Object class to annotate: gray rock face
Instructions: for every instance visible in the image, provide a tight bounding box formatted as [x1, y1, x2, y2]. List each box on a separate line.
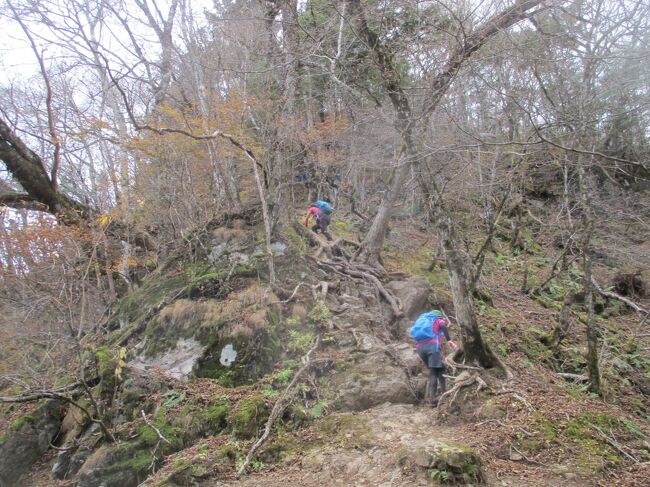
[0, 400, 63, 487]
[334, 356, 419, 410]
[386, 277, 431, 320]
[129, 337, 205, 380]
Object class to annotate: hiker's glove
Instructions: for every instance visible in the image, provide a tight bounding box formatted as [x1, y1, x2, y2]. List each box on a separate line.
[448, 341, 458, 350]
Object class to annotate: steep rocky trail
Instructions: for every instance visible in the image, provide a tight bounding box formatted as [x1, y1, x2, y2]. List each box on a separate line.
[3, 211, 649, 486]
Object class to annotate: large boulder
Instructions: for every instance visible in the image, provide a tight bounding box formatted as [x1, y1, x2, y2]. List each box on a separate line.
[333, 355, 419, 410]
[129, 337, 205, 380]
[404, 439, 483, 484]
[0, 400, 63, 487]
[386, 277, 431, 320]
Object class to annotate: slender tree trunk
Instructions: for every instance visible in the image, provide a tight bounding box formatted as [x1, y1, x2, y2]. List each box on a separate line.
[358, 149, 411, 266]
[552, 292, 575, 360]
[435, 208, 500, 368]
[578, 161, 600, 394]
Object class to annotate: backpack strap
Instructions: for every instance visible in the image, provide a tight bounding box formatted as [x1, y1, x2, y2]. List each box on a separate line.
[416, 337, 439, 347]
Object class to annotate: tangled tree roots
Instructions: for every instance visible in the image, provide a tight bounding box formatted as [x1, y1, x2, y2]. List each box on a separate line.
[291, 221, 403, 318]
[438, 372, 489, 410]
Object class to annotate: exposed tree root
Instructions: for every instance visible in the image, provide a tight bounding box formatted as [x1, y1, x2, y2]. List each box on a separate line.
[292, 220, 403, 318]
[438, 372, 488, 409]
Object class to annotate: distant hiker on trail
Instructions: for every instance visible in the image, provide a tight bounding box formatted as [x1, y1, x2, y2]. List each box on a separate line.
[305, 200, 333, 242]
[410, 311, 458, 407]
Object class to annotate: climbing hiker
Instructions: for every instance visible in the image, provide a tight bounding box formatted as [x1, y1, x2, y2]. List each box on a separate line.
[304, 200, 333, 241]
[409, 311, 458, 407]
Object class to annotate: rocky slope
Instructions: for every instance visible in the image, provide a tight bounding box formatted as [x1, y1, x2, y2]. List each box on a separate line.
[2, 206, 649, 487]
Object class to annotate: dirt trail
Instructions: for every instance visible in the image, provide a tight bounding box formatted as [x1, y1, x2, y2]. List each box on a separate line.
[212, 401, 592, 487]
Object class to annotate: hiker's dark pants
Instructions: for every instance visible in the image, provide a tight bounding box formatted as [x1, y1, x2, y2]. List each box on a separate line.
[428, 367, 446, 401]
[312, 219, 332, 241]
[416, 341, 446, 401]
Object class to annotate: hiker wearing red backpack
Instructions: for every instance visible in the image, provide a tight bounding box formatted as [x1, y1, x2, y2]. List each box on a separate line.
[304, 200, 333, 241]
[409, 311, 458, 407]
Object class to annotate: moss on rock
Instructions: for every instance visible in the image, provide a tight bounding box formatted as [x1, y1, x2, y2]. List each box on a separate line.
[194, 309, 281, 386]
[318, 413, 373, 449]
[231, 395, 269, 439]
[400, 440, 483, 484]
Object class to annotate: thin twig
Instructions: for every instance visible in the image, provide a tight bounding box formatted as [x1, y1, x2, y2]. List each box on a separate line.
[237, 337, 321, 477]
[141, 410, 171, 445]
[587, 422, 640, 463]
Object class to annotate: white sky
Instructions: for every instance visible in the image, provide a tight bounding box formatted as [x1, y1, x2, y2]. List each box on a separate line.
[0, 0, 216, 83]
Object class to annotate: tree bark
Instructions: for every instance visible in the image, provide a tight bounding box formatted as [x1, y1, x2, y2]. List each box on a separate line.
[578, 160, 600, 395]
[435, 208, 500, 368]
[0, 117, 89, 222]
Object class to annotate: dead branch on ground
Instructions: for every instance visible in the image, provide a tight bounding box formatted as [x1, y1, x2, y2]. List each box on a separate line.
[141, 410, 172, 445]
[591, 277, 648, 316]
[588, 422, 641, 463]
[557, 372, 588, 382]
[237, 337, 321, 477]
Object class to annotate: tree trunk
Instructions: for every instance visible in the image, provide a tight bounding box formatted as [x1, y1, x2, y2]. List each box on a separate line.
[357, 151, 411, 266]
[578, 160, 600, 395]
[436, 208, 500, 368]
[0, 117, 89, 222]
[552, 292, 575, 360]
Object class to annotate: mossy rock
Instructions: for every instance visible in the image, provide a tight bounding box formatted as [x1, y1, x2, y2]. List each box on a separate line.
[94, 346, 118, 403]
[401, 439, 483, 484]
[318, 413, 373, 449]
[77, 445, 153, 487]
[231, 395, 269, 439]
[189, 401, 231, 437]
[194, 310, 282, 386]
[257, 432, 309, 464]
[77, 410, 186, 487]
[0, 400, 63, 486]
[106, 273, 188, 332]
[144, 441, 240, 487]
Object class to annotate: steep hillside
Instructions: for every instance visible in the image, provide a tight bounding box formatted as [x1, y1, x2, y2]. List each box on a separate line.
[2, 203, 649, 487]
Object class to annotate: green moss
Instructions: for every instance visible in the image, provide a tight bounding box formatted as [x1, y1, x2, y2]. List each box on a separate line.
[318, 413, 373, 449]
[219, 442, 241, 462]
[287, 330, 315, 353]
[109, 274, 188, 327]
[231, 395, 269, 439]
[192, 402, 231, 435]
[1, 411, 37, 443]
[95, 346, 117, 402]
[8, 413, 36, 432]
[525, 412, 650, 474]
[194, 310, 281, 385]
[258, 433, 308, 463]
[118, 449, 154, 472]
[426, 268, 450, 290]
[307, 300, 330, 326]
[285, 225, 307, 255]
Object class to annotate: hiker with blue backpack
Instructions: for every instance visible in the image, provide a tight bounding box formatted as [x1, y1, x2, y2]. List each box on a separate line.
[410, 311, 458, 407]
[305, 200, 333, 241]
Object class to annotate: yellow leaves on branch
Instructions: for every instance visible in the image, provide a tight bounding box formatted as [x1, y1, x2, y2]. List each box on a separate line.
[0, 211, 80, 275]
[114, 346, 127, 382]
[129, 92, 264, 163]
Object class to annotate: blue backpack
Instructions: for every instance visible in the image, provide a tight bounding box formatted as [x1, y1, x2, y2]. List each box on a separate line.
[409, 311, 443, 348]
[314, 200, 334, 214]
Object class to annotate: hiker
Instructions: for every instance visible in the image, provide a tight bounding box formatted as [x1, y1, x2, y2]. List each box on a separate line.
[304, 201, 333, 241]
[410, 311, 458, 407]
